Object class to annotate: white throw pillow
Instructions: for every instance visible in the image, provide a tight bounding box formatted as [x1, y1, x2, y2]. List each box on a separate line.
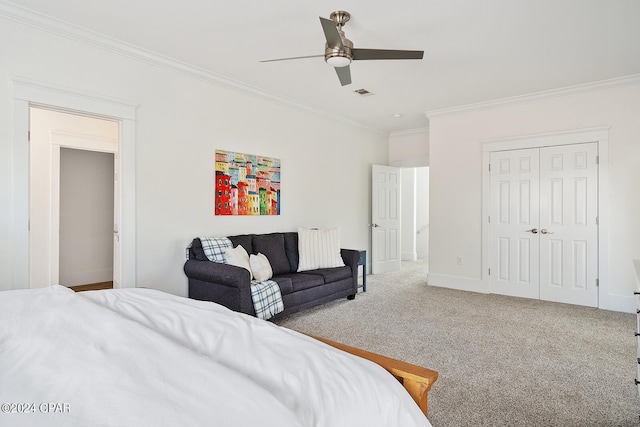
[224, 245, 252, 277]
[297, 227, 345, 272]
[250, 253, 273, 281]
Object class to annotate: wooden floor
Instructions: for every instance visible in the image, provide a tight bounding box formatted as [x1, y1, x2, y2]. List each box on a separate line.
[69, 281, 113, 292]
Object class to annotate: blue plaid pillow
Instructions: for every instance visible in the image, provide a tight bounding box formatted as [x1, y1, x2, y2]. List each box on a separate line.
[199, 237, 232, 263]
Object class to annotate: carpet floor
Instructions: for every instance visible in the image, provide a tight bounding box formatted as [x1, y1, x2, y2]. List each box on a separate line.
[275, 260, 638, 426]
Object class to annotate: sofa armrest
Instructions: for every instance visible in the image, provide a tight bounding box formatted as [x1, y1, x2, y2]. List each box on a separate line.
[340, 249, 361, 291]
[184, 259, 251, 288]
[341, 248, 360, 268]
[184, 259, 255, 315]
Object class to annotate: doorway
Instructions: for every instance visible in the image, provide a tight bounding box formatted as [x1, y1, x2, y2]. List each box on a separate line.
[29, 107, 118, 289]
[60, 148, 115, 288]
[407, 166, 429, 263]
[371, 165, 429, 275]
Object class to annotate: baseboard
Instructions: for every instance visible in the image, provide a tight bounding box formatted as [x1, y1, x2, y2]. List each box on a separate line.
[428, 273, 636, 313]
[426, 273, 488, 293]
[402, 252, 418, 261]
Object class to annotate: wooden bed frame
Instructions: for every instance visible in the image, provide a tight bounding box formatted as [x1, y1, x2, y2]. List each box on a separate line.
[310, 335, 438, 417]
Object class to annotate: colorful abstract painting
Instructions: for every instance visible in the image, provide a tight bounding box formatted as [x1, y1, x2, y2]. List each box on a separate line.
[215, 150, 281, 215]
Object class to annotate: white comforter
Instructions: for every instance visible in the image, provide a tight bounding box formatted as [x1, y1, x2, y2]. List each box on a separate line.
[0, 285, 432, 427]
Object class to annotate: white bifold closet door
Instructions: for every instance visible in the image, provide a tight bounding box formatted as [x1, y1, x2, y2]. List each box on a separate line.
[489, 143, 598, 307]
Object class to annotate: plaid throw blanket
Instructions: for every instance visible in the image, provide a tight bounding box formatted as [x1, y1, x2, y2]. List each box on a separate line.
[199, 237, 232, 263]
[185, 237, 232, 262]
[251, 279, 284, 320]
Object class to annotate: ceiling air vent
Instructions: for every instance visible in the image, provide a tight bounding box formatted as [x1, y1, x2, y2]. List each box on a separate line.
[354, 88, 373, 96]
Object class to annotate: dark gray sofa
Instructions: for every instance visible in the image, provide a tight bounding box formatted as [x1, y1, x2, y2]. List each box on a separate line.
[184, 232, 360, 319]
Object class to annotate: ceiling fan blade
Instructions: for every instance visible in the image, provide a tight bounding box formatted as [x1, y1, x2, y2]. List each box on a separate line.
[352, 48, 424, 61]
[260, 54, 324, 63]
[319, 17, 344, 49]
[335, 65, 351, 86]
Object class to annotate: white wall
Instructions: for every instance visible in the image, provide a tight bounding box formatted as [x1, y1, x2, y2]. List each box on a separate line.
[427, 82, 640, 312]
[0, 17, 388, 295]
[389, 129, 429, 167]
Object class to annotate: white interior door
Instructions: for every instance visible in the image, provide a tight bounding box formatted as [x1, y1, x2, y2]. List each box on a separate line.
[489, 148, 540, 299]
[539, 143, 598, 306]
[489, 143, 598, 307]
[371, 165, 401, 274]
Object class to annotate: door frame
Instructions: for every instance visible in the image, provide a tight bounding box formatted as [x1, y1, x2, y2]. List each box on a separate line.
[481, 126, 610, 308]
[11, 78, 137, 289]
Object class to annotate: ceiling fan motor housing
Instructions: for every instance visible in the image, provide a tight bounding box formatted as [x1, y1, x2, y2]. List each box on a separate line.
[325, 32, 353, 67]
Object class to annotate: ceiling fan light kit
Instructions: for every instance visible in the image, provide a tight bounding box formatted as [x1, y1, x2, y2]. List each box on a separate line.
[261, 10, 424, 86]
[326, 54, 351, 68]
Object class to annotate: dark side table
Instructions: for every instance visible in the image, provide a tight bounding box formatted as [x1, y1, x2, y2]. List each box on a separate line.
[358, 250, 367, 292]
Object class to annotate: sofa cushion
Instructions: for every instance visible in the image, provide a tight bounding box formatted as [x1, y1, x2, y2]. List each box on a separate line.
[270, 276, 293, 295]
[282, 232, 299, 273]
[297, 227, 345, 271]
[278, 273, 325, 292]
[229, 234, 254, 254]
[308, 266, 352, 283]
[253, 233, 290, 275]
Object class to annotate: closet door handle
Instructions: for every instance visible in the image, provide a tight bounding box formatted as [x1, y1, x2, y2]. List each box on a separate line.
[526, 228, 538, 234]
[540, 229, 554, 234]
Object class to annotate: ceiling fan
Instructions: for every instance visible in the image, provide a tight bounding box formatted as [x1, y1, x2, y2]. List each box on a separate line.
[260, 10, 424, 86]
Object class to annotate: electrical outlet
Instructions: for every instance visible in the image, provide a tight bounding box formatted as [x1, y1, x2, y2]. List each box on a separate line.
[456, 256, 464, 265]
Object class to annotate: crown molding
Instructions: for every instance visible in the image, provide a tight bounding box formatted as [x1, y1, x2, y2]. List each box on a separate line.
[425, 74, 640, 119]
[0, 1, 385, 136]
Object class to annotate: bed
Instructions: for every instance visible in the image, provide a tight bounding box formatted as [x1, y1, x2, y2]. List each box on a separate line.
[0, 285, 437, 426]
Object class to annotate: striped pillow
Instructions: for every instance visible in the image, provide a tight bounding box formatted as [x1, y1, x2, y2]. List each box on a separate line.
[297, 227, 345, 272]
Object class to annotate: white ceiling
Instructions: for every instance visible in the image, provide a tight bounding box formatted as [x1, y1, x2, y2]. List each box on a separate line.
[6, 0, 640, 134]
